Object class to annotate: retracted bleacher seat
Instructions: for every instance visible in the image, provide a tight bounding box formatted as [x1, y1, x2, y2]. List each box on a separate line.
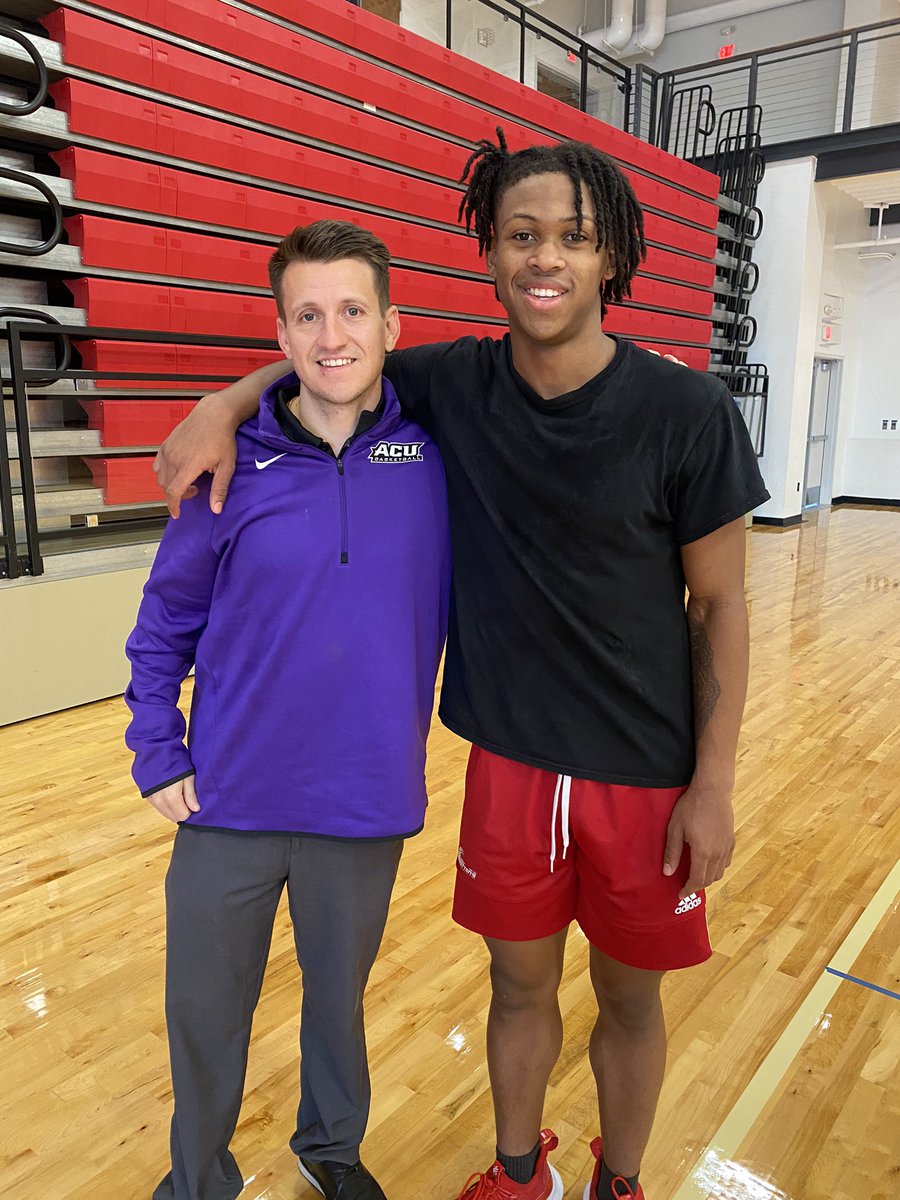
[66, 215, 714, 318]
[44, 9, 719, 232]
[25, 0, 723, 512]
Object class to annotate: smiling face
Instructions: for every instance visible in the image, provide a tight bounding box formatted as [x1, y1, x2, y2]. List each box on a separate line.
[276, 257, 400, 414]
[486, 172, 615, 350]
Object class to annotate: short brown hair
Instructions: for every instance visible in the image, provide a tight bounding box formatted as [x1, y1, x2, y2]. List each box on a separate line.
[268, 220, 391, 318]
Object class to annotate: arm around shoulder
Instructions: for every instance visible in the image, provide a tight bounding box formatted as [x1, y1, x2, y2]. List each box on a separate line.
[154, 359, 288, 517]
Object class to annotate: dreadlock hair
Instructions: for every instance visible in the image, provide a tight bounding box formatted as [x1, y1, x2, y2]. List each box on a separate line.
[458, 127, 646, 318]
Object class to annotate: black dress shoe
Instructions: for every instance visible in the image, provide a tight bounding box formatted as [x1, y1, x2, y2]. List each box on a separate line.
[298, 1157, 388, 1200]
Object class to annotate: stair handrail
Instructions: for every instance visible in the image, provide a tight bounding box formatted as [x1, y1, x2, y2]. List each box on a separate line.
[0, 166, 63, 255]
[0, 16, 49, 116]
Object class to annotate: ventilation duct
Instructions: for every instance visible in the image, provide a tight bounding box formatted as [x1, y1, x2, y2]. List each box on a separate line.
[581, 0, 634, 53]
[620, 0, 668, 57]
[582, 1, 668, 60]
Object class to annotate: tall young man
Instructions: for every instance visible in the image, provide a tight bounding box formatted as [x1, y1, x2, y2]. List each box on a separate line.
[126, 220, 450, 1200]
[153, 135, 769, 1200]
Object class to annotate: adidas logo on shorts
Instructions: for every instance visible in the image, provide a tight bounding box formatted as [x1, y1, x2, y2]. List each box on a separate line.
[457, 847, 477, 879]
[674, 892, 702, 915]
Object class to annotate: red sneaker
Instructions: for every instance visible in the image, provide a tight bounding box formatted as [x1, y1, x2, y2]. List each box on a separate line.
[582, 1138, 645, 1200]
[456, 1129, 563, 1200]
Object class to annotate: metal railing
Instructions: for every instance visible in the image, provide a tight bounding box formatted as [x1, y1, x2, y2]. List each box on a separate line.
[0, 16, 49, 115]
[425, 5, 899, 149]
[430, 0, 632, 128]
[652, 19, 900, 156]
[1, 322, 281, 579]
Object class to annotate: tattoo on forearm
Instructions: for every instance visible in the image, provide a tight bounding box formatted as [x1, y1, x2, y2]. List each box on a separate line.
[689, 617, 721, 737]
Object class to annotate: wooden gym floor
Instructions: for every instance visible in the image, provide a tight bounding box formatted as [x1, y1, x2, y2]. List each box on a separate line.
[1, 505, 898, 1199]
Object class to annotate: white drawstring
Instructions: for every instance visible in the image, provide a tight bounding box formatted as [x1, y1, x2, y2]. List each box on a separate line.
[549, 773, 572, 873]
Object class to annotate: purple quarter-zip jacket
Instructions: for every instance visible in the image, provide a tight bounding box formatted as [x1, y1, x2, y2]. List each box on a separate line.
[125, 373, 450, 838]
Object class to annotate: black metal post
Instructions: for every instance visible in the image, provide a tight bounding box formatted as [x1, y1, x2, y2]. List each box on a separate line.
[656, 73, 673, 152]
[580, 45, 589, 113]
[7, 324, 42, 576]
[519, 8, 526, 83]
[842, 31, 859, 131]
[0, 362, 20, 579]
[632, 64, 644, 141]
[446, 0, 452, 50]
[747, 55, 759, 111]
[647, 68, 660, 146]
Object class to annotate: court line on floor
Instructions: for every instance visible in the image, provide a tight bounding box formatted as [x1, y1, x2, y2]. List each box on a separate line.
[824, 966, 900, 1001]
[672, 857, 900, 1200]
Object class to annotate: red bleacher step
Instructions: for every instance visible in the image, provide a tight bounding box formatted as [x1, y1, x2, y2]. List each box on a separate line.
[66, 215, 712, 316]
[67, 278, 712, 347]
[56, 148, 718, 273]
[78, 397, 198, 446]
[50, 78, 465, 228]
[78, 340, 285, 390]
[87, 455, 158, 504]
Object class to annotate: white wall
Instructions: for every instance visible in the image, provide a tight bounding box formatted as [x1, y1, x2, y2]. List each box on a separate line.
[749, 166, 899, 517]
[0, 565, 152, 725]
[751, 158, 825, 520]
[817, 184, 870, 502]
[838, 254, 900, 498]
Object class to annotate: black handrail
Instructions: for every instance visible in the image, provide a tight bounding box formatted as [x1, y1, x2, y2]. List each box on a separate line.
[0, 16, 49, 116]
[658, 16, 899, 77]
[0, 356, 18, 577]
[2, 322, 287, 576]
[442, 0, 629, 114]
[0, 308, 71, 386]
[0, 167, 64, 255]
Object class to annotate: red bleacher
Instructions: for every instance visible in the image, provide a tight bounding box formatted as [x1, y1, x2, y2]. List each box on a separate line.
[79, 0, 717, 199]
[44, 9, 718, 231]
[38, 0, 722, 505]
[52, 77, 718, 261]
[87, 454, 157, 504]
[56, 149, 718, 279]
[66, 279, 712, 350]
[79, 398, 192, 445]
[66, 215, 714, 317]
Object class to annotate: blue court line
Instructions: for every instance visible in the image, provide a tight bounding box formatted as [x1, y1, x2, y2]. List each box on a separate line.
[825, 966, 900, 1001]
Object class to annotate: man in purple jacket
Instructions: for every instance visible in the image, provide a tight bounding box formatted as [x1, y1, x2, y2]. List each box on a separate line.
[125, 220, 450, 1200]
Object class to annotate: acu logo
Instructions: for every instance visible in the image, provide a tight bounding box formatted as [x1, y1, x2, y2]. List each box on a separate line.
[368, 441, 424, 464]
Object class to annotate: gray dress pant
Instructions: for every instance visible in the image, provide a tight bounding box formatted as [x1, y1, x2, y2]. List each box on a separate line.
[152, 825, 403, 1200]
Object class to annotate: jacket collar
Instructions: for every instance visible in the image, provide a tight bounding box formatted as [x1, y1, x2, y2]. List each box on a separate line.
[255, 369, 401, 453]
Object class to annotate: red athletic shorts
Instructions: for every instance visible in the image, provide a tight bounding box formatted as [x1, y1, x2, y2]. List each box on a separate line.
[452, 746, 712, 971]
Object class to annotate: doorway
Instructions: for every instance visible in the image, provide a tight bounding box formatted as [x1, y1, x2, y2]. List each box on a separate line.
[803, 358, 841, 510]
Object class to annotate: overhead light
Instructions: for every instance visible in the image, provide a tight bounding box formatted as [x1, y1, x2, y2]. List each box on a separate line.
[720, 25, 736, 35]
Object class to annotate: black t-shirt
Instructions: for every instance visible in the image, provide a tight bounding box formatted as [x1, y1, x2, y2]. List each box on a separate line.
[383, 335, 770, 787]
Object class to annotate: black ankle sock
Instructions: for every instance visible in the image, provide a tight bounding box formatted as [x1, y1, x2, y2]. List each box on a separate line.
[497, 1142, 540, 1185]
[596, 1160, 640, 1200]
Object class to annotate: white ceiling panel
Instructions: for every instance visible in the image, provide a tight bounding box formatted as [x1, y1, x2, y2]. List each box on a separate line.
[828, 170, 900, 209]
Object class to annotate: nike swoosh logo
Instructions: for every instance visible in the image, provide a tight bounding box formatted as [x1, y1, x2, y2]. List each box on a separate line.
[255, 454, 287, 470]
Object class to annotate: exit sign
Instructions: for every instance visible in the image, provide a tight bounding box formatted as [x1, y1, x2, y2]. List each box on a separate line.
[718, 43, 735, 59]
